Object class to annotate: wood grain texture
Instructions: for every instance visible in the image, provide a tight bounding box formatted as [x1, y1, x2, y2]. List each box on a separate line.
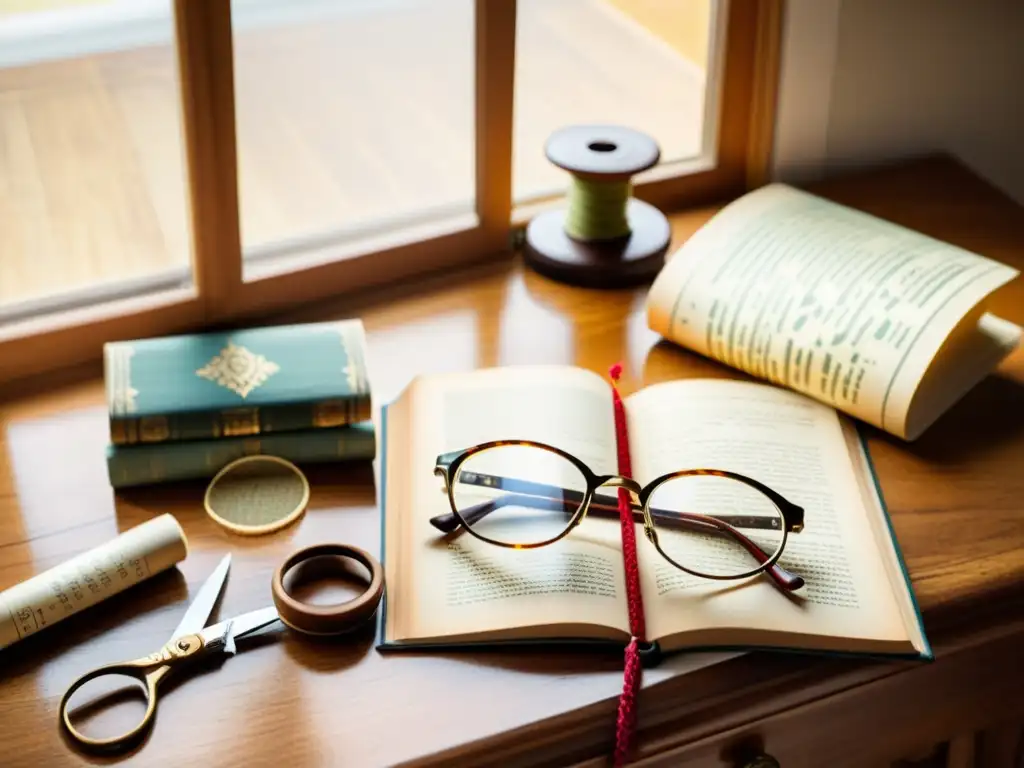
[174, 0, 243, 317]
[0, 50, 185, 304]
[744, 0, 782, 188]
[0, 156, 1022, 767]
[474, 0, 516, 245]
[572, 620, 1024, 767]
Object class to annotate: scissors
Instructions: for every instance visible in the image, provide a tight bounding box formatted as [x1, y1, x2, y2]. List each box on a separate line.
[59, 543, 384, 753]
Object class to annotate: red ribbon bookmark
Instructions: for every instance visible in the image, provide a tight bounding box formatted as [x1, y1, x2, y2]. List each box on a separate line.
[609, 362, 646, 766]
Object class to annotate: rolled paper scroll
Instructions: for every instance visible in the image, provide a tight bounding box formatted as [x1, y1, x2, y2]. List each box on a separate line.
[0, 514, 188, 651]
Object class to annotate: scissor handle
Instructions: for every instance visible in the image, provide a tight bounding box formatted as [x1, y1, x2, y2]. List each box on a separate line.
[59, 633, 206, 752]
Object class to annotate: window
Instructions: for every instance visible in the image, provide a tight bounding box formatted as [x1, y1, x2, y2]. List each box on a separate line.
[0, 1, 193, 332]
[512, 0, 716, 202]
[230, 0, 477, 265]
[0, 0, 781, 385]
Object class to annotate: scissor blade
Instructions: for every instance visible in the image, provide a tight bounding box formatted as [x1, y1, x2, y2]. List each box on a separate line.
[200, 607, 281, 647]
[172, 554, 232, 640]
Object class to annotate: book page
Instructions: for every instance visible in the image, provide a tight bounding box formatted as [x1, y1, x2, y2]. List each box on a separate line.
[623, 379, 910, 649]
[384, 365, 630, 644]
[903, 311, 1021, 439]
[840, 419, 929, 658]
[645, 184, 1020, 439]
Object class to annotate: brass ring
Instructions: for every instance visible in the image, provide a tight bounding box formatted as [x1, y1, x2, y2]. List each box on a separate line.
[204, 455, 310, 536]
[271, 543, 385, 636]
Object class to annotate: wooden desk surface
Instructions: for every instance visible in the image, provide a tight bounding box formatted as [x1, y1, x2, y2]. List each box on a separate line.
[1, 156, 1022, 767]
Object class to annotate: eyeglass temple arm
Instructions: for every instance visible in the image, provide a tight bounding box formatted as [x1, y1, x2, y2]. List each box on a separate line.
[436, 493, 803, 593]
[432, 485, 769, 533]
[432, 471, 794, 531]
[430, 474, 804, 592]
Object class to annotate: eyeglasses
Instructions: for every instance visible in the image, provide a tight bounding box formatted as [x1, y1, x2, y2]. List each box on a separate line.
[430, 440, 806, 593]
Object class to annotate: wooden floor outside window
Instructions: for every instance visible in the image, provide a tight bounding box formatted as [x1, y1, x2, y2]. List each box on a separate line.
[0, 0, 781, 386]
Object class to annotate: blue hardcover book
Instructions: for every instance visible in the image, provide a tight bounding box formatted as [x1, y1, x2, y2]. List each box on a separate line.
[107, 421, 376, 488]
[373, 367, 932, 666]
[104, 320, 371, 446]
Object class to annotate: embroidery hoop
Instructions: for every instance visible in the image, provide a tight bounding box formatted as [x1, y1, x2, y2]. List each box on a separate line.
[203, 455, 310, 535]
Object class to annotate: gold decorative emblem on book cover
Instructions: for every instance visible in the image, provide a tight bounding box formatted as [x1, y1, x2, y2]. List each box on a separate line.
[196, 342, 280, 398]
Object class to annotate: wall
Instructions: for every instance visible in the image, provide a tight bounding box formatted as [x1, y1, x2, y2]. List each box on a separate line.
[772, 0, 1024, 205]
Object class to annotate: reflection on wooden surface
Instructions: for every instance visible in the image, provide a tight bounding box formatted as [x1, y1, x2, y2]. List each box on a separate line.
[0, 156, 1022, 766]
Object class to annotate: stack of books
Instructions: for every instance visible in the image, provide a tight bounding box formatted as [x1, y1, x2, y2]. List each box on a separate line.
[102, 319, 375, 489]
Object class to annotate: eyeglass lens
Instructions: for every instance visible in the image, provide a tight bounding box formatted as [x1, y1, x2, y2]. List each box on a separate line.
[646, 474, 785, 579]
[451, 445, 587, 546]
[450, 445, 785, 578]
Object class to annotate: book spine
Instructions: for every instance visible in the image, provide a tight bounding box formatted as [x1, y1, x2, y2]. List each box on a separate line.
[108, 396, 373, 446]
[106, 422, 376, 489]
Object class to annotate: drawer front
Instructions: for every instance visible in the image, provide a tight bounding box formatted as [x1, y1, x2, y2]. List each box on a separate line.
[627, 632, 1024, 768]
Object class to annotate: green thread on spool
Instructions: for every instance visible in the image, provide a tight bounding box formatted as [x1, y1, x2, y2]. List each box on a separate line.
[563, 176, 633, 242]
[522, 125, 670, 287]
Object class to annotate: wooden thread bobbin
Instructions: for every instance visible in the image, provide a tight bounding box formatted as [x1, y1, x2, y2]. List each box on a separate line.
[522, 124, 671, 289]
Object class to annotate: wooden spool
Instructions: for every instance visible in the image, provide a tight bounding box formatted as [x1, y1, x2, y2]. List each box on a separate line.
[522, 125, 672, 289]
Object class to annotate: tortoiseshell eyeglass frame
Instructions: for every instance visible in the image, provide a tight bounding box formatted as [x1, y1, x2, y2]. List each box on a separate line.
[430, 439, 807, 593]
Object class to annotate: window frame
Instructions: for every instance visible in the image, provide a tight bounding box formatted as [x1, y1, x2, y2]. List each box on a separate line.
[0, 0, 781, 386]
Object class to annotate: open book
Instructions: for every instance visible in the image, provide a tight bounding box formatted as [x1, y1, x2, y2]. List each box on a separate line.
[646, 184, 1021, 441]
[377, 365, 931, 661]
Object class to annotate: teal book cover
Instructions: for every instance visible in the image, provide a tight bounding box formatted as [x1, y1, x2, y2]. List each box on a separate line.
[107, 420, 376, 488]
[104, 319, 371, 445]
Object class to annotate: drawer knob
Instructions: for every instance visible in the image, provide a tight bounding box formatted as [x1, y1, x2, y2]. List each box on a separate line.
[742, 756, 781, 768]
